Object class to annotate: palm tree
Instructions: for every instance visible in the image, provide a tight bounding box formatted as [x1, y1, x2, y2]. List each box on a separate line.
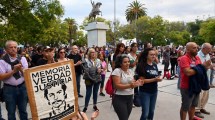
[64, 18, 77, 45]
[125, 0, 147, 24]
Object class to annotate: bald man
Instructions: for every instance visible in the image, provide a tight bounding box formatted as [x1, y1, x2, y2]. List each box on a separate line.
[194, 43, 212, 118]
[179, 42, 211, 120]
[67, 45, 84, 97]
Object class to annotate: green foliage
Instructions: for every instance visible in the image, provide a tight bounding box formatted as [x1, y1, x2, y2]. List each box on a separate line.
[73, 31, 87, 46]
[64, 18, 78, 45]
[125, 0, 147, 23]
[117, 15, 194, 46]
[199, 19, 215, 45]
[1, 0, 214, 47]
[186, 20, 204, 45]
[0, 0, 65, 46]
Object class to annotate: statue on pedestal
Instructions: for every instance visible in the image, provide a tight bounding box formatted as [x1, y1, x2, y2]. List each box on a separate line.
[89, 0, 102, 21]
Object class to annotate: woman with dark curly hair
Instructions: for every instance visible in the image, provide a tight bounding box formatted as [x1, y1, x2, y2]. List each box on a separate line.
[136, 48, 163, 120]
[112, 54, 141, 120]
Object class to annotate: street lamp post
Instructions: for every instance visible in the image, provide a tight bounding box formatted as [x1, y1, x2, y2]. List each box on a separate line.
[190, 35, 192, 42]
[135, 11, 137, 39]
[113, 0, 116, 46]
[151, 38, 153, 45]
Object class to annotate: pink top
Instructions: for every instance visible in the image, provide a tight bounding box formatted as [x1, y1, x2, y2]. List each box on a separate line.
[101, 61, 107, 75]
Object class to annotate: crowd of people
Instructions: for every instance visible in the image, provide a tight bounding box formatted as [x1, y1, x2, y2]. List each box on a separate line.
[0, 40, 214, 120]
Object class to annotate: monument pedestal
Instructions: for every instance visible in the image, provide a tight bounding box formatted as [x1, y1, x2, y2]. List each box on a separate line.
[85, 22, 109, 47]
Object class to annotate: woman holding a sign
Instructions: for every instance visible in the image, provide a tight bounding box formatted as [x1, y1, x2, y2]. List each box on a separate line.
[82, 48, 102, 113]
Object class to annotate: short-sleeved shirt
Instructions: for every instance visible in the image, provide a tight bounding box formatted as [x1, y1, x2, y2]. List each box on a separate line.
[127, 53, 137, 74]
[139, 63, 159, 93]
[101, 61, 106, 75]
[67, 53, 82, 74]
[197, 50, 211, 78]
[112, 68, 134, 95]
[179, 54, 202, 89]
[0, 56, 28, 86]
[36, 58, 48, 66]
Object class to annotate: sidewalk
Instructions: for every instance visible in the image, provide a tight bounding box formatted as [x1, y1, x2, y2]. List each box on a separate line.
[77, 63, 215, 120]
[1, 63, 215, 120]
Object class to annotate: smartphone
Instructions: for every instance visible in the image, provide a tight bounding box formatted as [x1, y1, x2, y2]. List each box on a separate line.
[158, 71, 162, 76]
[134, 74, 139, 80]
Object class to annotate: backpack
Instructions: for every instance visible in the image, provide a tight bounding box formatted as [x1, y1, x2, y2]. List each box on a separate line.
[105, 69, 123, 97]
[105, 75, 115, 97]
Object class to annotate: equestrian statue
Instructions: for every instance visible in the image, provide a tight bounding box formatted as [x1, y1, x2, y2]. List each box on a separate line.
[89, 0, 102, 21]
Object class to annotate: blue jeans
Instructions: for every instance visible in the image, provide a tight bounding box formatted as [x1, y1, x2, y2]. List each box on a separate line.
[100, 74, 105, 88]
[84, 82, 100, 107]
[76, 73, 81, 95]
[210, 69, 214, 85]
[139, 91, 158, 120]
[0, 104, 3, 119]
[3, 84, 28, 120]
[177, 67, 181, 89]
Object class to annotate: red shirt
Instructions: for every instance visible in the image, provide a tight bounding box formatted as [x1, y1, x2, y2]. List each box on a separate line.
[179, 53, 202, 89]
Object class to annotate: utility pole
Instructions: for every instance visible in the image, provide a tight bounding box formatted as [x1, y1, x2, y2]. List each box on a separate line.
[113, 0, 116, 46]
[135, 11, 137, 39]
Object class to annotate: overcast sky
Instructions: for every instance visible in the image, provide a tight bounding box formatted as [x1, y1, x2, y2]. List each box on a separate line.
[59, 0, 215, 25]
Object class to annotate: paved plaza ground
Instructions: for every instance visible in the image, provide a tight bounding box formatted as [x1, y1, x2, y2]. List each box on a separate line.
[1, 63, 215, 120]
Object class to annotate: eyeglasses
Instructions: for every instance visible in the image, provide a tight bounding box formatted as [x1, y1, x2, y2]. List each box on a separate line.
[60, 52, 65, 54]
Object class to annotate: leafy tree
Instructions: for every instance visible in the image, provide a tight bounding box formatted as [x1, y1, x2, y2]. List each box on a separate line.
[165, 21, 187, 32]
[134, 16, 166, 46]
[125, 0, 147, 23]
[186, 19, 204, 44]
[72, 31, 87, 46]
[199, 19, 215, 45]
[0, 0, 64, 45]
[64, 18, 78, 45]
[118, 24, 134, 39]
[168, 31, 189, 46]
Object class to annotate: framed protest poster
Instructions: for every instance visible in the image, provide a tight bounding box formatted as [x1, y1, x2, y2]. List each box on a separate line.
[24, 60, 78, 120]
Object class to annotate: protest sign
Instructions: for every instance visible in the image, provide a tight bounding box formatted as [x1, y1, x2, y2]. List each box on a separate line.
[24, 60, 78, 120]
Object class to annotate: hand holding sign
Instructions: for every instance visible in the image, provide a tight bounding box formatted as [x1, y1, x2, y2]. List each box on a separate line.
[24, 61, 78, 120]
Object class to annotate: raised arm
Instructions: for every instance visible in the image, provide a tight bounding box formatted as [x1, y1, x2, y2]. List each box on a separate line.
[91, 0, 94, 6]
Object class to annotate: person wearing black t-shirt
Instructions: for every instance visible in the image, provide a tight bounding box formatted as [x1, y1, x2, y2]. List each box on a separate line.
[31, 46, 43, 67]
[67, 45, 83, 98]
[36, 47, 55, 66]
[136, 48, 163, 120]
[170, 47, 178, 76]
